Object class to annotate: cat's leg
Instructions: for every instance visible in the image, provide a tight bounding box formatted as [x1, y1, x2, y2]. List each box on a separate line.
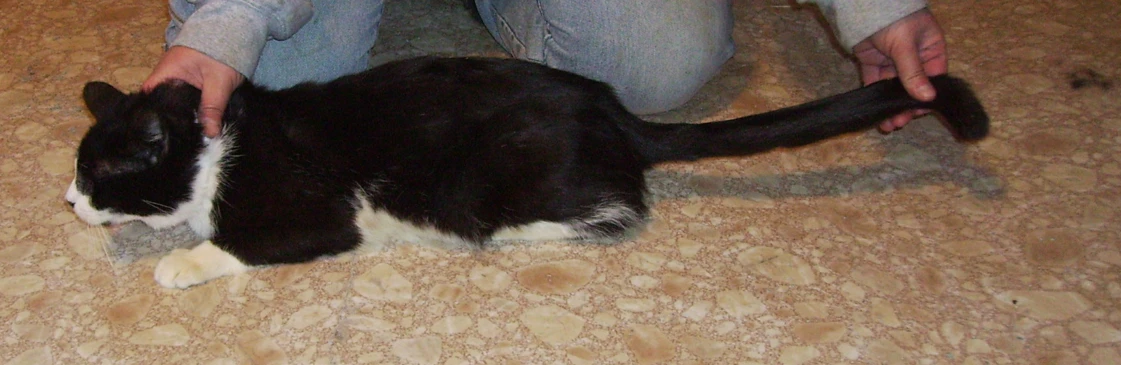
[153, 240, 251, 289]
[491, 203, 646, 243]
[491, 221, 584, 241]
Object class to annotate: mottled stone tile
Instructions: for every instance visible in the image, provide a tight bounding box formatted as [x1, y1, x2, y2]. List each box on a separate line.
[4, 0, 1121, 363]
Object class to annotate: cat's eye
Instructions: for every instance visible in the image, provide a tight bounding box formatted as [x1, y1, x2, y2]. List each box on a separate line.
[74, 173, 92, 193]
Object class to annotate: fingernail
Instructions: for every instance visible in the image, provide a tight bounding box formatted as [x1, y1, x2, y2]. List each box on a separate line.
[918, 84, 935, 100]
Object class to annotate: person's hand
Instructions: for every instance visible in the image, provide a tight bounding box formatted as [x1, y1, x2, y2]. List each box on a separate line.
[852, 9, 947, 132]
[143, 46, 245, 138]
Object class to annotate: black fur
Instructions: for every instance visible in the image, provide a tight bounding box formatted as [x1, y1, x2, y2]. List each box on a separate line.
[77, 81, 204, 217]
[74, 56, 988, 266]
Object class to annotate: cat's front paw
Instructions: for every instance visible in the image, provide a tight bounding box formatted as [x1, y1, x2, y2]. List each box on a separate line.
[154, 241, 250, 289]
[154, 249, 210, 288]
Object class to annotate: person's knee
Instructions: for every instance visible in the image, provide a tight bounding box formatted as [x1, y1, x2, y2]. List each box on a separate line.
[477, 0, 735, 113]
[541, 1, 734, 114]
[611, 37, 733, 114]
[253, 0, 383, 88]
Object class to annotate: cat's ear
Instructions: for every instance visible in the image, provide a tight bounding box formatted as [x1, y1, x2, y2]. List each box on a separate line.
[146, 80, 204, 123]
[83, 82, 126, 122]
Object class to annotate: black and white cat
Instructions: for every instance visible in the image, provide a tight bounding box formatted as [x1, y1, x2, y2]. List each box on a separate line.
[66, 56, 988, 288]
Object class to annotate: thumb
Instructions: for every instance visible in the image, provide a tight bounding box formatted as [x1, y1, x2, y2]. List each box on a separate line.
[890, 42, 936, 102]
[198, 86, 230, 138]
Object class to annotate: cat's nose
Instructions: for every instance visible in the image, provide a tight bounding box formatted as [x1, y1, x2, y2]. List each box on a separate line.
[65, 179, 80, 208]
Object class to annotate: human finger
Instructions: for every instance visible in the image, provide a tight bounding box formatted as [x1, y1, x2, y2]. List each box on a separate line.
[198, 85, 231, 138]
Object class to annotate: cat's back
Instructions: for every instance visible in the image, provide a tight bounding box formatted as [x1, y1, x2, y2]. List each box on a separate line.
[356, 56, 600, 89]
[240, 56, 638, 173]
[322, 57, 617, 111]
[257, 56, 631, 151]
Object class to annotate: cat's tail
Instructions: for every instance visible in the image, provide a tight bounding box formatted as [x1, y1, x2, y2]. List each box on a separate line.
[626, 75, 989, 165]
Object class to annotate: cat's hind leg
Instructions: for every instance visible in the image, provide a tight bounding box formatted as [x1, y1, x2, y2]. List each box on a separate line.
[490, 221, 584, 242]
[154, 240, 251, 289]
[491, 202, 647, 243]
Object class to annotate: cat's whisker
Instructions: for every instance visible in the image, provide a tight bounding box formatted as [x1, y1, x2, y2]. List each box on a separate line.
[142, 200, 174, 214]
[210, 192, 229, 223]
[87, 224, 117, 275]
[214, 188, 231, 206]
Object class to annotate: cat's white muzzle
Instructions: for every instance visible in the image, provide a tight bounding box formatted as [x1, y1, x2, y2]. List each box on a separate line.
[66, 178, 115, 226]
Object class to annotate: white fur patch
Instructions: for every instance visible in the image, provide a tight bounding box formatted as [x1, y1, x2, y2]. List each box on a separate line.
[153, 240, 249, 289]
[350, 191, 635, 250]
[352, 197, 472, 252]
[572, 202, 642, 238]
[180, 136, 229, 237]
[66, 178, 100, 222]
[491, 222, 581, 241]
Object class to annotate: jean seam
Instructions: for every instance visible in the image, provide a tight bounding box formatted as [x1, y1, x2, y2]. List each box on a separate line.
[490, 4, 534, 62]
[533, 0, 552, 65]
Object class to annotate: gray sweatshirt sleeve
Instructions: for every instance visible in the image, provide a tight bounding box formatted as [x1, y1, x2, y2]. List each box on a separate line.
[798, 0, 928, 51]
[169, 0, 314, 78]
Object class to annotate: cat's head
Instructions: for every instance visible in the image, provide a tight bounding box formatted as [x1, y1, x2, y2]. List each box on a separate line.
[65, 81, 222, 232]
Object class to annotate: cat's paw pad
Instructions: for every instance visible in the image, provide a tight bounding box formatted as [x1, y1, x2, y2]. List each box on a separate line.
[153, 241, 249, 289]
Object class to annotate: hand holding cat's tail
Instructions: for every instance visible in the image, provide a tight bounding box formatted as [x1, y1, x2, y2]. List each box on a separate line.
[853, 8, 948, 132]
[628, 74, 989, 165]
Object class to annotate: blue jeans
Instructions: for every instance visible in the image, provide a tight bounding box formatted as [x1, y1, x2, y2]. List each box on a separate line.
[167, 0, 734, 114]
[475, 0, 734, 113]
[165, 0, 383, 89]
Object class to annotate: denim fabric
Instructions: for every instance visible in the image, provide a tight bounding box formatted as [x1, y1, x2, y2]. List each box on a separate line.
[166, 0, 732, 112]
[474, 0, 735, 114]
[798, 0, 928, 50]
[166, 0, 383, 89]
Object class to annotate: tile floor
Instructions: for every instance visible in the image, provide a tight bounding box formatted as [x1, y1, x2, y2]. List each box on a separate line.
[1, 0, 1119, 364]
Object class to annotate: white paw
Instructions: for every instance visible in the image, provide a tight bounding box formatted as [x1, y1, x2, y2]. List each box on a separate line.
[153, 241, 249, 289]
[154, 249, 208, 288]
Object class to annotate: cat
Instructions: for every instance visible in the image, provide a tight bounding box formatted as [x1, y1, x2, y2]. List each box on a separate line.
[66, 56, 988, 288]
